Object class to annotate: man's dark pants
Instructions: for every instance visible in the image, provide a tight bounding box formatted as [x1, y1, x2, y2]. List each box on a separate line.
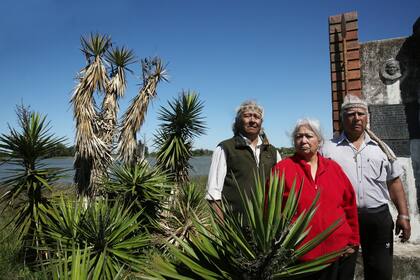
[297, 252, 358, 280]
[358, 204, 394, 280]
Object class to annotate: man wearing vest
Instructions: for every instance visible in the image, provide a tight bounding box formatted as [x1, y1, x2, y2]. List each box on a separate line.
[205, 100, 281, 219]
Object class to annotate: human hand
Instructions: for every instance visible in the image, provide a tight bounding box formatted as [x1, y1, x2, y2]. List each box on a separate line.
[342, 245, 358, 258]
[395, 216, 411, 242]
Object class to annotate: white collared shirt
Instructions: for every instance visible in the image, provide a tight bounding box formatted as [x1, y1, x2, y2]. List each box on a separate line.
[205, 135, 281, 200]
[321, 132, 403, 208]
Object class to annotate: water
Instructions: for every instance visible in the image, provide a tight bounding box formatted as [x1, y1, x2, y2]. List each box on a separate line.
[0, 156, 212, 184]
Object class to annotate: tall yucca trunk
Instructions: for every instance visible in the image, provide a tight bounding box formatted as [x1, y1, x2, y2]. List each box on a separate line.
[72, 55, 111, 197]
[72, 39, 164, 197]
[118, 58, 166, 165]
[99, 68, 126, 151]
[117, 75, 159, 165]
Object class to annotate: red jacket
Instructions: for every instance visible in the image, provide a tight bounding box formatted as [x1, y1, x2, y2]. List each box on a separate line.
[272, 153, 359, 261]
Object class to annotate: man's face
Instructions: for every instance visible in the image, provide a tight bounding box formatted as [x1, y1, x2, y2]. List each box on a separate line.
[342, 107, 368, 137]
[385, 63, 399, 75]
[240, 110, 262, 137]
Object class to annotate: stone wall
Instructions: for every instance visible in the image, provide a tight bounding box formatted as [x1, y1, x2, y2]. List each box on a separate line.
[360, 38, 406, 104]
[360, 38, 420, 243]
[329, 12, 420, 279]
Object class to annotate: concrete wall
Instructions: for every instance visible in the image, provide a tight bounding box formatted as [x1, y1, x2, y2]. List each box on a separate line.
[360, 38, 406, 104]
[360, 38, 420, 244]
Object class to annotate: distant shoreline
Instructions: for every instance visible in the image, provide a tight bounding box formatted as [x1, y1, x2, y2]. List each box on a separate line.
[0, 155, 213, 183]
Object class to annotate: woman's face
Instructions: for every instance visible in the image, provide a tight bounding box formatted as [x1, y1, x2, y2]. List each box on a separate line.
[294, 125, 320, 159]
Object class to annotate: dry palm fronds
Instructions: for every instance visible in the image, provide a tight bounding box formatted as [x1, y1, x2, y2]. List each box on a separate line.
[71, 33, 112, 197]
[98, 47, 135, 149]
[117, 57, 168, 165]
[71, 36, 167, 196]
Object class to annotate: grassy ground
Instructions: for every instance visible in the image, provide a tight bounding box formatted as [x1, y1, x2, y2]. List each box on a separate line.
[0, 208, 31, 279]
[190, 175, 208, 187]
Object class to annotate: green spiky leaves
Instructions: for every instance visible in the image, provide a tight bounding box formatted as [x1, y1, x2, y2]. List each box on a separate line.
[0, 105, 66, 254]
[145, 172, 343, 280]
[103, 160, 172, 229]
[42, 198, 150, 279]
[154, 91, 206, 184]
[80, 33, 111, 62]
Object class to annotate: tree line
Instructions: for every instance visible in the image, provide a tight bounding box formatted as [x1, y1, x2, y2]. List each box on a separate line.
[1, 145, 295, 159]
[45, 146, 294, 158]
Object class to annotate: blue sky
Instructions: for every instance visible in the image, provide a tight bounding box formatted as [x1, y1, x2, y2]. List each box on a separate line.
[1, 0, 419, 151]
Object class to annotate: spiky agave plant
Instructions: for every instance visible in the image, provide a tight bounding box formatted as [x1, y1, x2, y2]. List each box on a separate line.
[143, 172, 343, 280]
[42, 196, 84, 247]
[71, 33, 112, 197]
[103, 160, 172, 229]
[42, 198, 150, 278]
[0, 105, 66, 259]
[154, 91, 206, 184]
[162, 182, 211, 249]
[118, 57, 168, 165]
[44, 245, 127, 280]
[41, 244, 92, 280]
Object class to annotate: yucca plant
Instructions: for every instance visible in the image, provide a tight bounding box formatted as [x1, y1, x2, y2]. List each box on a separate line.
[71, 33, 112, 197]
[143, 172, 343, 279]
[0, 105, 66, 260]
[151, 92, 207, 251]
[154, 91, 206, 184]
[117, 57, 168, 165]
[42, 244, 92, 280]
[71, 32, 168, 198]
[42, 198, 150, 278]
[162, 182, 211, 249]
[103, 160, 172, 229]
[77, 199, 150, 277]
[71, 32, 168, 197]
[99, 46, 136, 151]
[43, 196, 84, 246]
[41, 243, 126, 280]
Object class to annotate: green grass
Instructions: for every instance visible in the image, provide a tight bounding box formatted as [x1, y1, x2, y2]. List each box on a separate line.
[190, 175, 208, 187]
[0, 207, 32, 279]
[0, 185, 75, 280]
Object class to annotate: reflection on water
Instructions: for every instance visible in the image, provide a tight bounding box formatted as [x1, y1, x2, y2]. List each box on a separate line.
[0, 156, 212, 184]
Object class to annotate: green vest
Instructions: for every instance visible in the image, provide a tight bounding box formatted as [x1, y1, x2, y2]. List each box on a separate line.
[219, 136, 277, 215]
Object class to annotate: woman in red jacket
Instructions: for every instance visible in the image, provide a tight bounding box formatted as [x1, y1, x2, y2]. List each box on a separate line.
[272, 118, 359, 280]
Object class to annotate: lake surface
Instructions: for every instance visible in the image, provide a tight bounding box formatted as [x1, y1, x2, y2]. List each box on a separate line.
[0, 156, 212, 184]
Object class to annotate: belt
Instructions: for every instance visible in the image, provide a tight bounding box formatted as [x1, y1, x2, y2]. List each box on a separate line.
[358, 204, 388, 214]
